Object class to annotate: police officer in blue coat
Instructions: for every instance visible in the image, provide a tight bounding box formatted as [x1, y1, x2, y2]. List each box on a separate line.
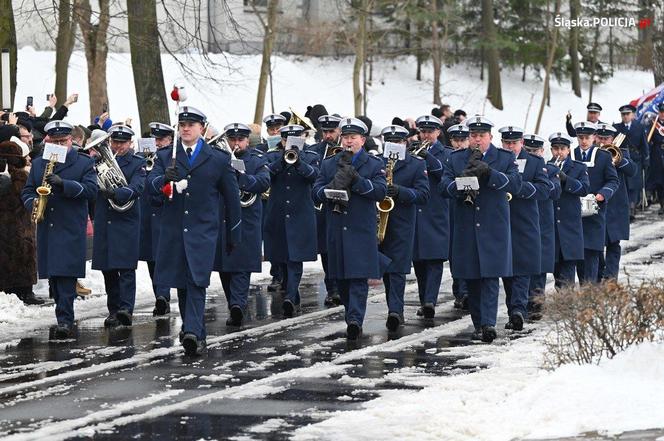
[613, 104, 649, 217]
[148, 106, 242, 356]
[570, 121, 619, 284]
[596, 124, 636, 281]
[446, 124, 471, 310]
[139, 122, 173, 316]
[213, 123, 270, 327]
[548, 132, 590, 288]
[313, 117, 387, 340]
[566, 102, 604, 137]
[257, 113, 287, 291]
[646, 103, 664, 215]
[264, 124, 320, 317]
[21, 121, 98, 339]
[498, 128, 550, 331]
[379, 125, 430, 331]
[524, 134, 561, 320]
[308, 114, 342, 306]
[411, 115, 450, 319]
[440, 116, 521, 343]
[92, 125, 146, 327]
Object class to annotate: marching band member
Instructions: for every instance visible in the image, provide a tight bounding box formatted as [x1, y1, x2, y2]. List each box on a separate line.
[308, 114, 342, 306]
[139, 122, 173, 316]
[264, 124, 320, 318]
[446, 124, 470, 309]
[548, 132, 590, 289]
[412, 115, 450, 319]
[214, 123, 270, 326]
[646, 103, 664, 215]
[596, 123, 635, 281]
[524, 134, 561, 320]
[93, 125, 146, 328]
[148, 106, 242, 356]
[259, 113, 287, 292]
[379, 125, 430, 331]
[613, 105, 649, 218]
[571, 121, 619, 284]
[312, 118, 387, 340]
[441, 116, 521, 343]
[566, 102, 603, 137]
[21, 121, 98, 339]
[499, 128, 549, 331]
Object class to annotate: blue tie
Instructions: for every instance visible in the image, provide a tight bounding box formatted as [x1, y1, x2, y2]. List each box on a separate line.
[582, 151, 587, 161]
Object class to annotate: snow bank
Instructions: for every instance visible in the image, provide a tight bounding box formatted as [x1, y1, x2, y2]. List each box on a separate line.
[293, 336, 664, 441]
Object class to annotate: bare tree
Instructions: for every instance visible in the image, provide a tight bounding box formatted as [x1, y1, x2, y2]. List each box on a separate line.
[127, 0, 169, 134]
[568, 0, 582, 97]
[54, 0, 77, 107]
[253, 0, 279, 125]
[431, 0, 442, 105]
[0, 0, 17, 109]
[74, 0, 110, 122]
[535, 0, 562, 133]
[653, 3, 664, 85]
[353, 0, 369, 116]
[482, 0, 503, 110]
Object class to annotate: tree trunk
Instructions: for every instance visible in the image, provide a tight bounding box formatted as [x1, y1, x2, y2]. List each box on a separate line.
[482, 0, 503, 110]
[127, 0, 169, 134]
[74, 0, 110, 122]
[568, 0, 581, 97]
[0, 0, 17, 110]
[253, 0, 279, 125]
[54, 0, 76, 107]
[535, 0, 561, 132]
[588, 25, 600, 104]
[608, 26, 614, 76]
[431, 0, 442, 105]
[636, 0, 654, 70]
[353, 0, 368, 116]
[653, 3, 664, 85]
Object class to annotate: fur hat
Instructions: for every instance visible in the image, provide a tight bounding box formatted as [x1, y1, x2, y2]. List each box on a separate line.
[0, 140, 28, 169]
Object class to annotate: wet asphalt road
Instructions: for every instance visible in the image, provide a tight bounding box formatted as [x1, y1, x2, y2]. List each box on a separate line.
[1, 208, 664, 441]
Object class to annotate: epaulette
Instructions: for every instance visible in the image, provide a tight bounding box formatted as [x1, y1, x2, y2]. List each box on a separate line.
[367, 154, 383, 163]
[133, 153, 145, 160]
[304, 149, 320, 158]
[266, 148, 281, 153]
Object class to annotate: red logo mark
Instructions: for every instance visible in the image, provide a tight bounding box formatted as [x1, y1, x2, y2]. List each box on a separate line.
[639, 18, 652, 29]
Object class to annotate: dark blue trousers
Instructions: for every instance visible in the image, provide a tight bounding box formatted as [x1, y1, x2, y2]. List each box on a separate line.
[452, 278, 468, 300]
[577, 249, 601, 284]
[599, 241, 621, 281]
[147, 260, 171, 300]
[281, 261, 303, 305]
[465, 277, 499, 329]
[176, 262, 207, 340]
[383, 272, 406, 315]
[554, 259, 578, 289]
[49, 276, 77, 326]
[338, 278, 369, 326]
[220, 271, 250, 310]
[320, 253, 338, 294]
[103, 269, 136, 315]
[529, 272, 547, 301]
[413, 259, 444, 306]
[503, 275, 530, 318]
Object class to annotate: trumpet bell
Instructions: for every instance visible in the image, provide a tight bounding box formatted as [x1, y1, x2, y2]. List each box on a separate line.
[284, 149, 299, 165]
[36, 186, 51, 196]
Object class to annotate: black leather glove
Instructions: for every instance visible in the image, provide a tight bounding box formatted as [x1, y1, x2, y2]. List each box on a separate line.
[164, 166, 179, 183]
[473, 161, 490, 180]
[558, 170, 567, 184]
[45, 173, 64, 189]
[332, 165, 353, 190]
[226, 242, 236, 255]
[100, 188, 116, 199]
[387, 184, 400, 198]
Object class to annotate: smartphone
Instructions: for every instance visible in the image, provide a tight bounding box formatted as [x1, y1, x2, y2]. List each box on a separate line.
[102, 102, 108, 113]
[46, 94, 51, 101]
[26, 96, 33, 109]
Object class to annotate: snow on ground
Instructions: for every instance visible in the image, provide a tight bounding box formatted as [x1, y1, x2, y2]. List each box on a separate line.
[13, 47, 654, 138]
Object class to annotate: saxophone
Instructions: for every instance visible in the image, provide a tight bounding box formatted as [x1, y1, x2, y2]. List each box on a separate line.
[377, 156, 397, 243]
[31, 154, 57, 224]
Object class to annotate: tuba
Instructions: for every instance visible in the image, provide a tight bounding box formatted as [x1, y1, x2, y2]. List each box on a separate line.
[600, 132, 625, 166]
[213, 135, 257, 208]
[377, 154, 397, 243]
[31, 154, 58, 224]
[84, 130, 135, 212]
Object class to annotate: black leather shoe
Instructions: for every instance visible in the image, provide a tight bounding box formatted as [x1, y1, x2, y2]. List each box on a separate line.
[422, 303, 435, 319]
[226, 305, 244, 327]
[17, 290, 45, 305]
[282, 299, 295, 318]
[346, 322, 362, 340]
[471, 328, 482, 341]
[510, 312, 524, 331]
[182, 333, 205, 356]
[481, 326, 497, 343]
[386, 312, 403, 332]
[504, 320, 513, 330]
[104, 314, 120, 328]
[267, 278, 282, 292]
[153, 296, 170, 316]
[116, 309, 133, 326]
[324, 291, 341, 307]
[52, 323, 74, 340]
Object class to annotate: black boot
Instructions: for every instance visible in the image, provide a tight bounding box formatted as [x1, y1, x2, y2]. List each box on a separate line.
[116, 309, 133, 326]
[153, 296, 170, 316]
[385, 312, 403, 332]
[226, 305, 244, 327]
[182, 333, 205, 356]
[481, 326, 497, 343]
[16, 287, 45, 306]
[346, 322, 362, 341]
[510, 311, 524, 331]
[267, 277, 282, 292]
[51, 323, 74, 340]
[471, 328, 482, 341]
[324, 289, 341, 307]
[104, 314, 120, 328]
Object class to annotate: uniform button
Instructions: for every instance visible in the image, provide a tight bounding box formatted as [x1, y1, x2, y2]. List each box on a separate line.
[476, 207, 480, 211]
[286, 200, 290, 204]
[343, 211, 348, 215]
[184, 228, 188, 232]
[50, 207, 54, 211]
[557, 207, 561, 210]
[343, 227, 347, 231]
[152, 213, 156, 217]
[418, 208, 422, 212]
[557, 220, 561, 223]
[185, 193, 190, 197]
[286, 186, 290, 190]
[187, 175, 191, 179]
[286, 214, 290, 218]
[476, 223, 480, 227]
[49, 223, 53, 227]
[184, 210, 189, 215]
[107, 220, 111, 224]
[287, 172, 291, 176]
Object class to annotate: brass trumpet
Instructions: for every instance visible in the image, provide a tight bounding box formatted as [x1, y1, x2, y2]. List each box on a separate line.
[409, 140, 431, 158]
[284, 148, 299, 165]
[600, 132, 625, 166]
